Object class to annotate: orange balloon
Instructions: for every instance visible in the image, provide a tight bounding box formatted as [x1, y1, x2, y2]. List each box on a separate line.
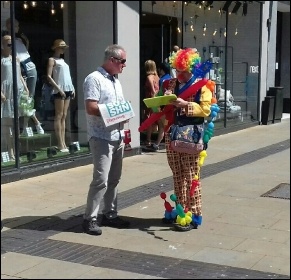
[206, 80, 215, 92]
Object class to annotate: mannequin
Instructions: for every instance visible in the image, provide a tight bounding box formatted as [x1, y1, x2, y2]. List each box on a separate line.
[1, 35, 29, 160]
[5, 18, 44, 135]
[46, 39, 75, 152]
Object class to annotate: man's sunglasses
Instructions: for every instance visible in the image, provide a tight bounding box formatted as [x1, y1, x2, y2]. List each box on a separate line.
[7, 44, 12, 47]
[112, 57, 126, 64]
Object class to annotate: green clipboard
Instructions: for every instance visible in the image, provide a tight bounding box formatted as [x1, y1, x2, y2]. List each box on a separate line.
[143, 94, 177, 108]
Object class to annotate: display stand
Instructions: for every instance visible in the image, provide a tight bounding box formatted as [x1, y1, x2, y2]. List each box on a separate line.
[19, 133, 52, 153]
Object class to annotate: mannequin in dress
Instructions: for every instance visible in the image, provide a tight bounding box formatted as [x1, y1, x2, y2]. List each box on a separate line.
[5, 18, 44, 135]
[46, 39, 75, 152]
[1, 35, 29, 160]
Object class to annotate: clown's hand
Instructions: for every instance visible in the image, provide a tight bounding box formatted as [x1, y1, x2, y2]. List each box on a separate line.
[164, 89, 173, 95]
[171, 97, 188, 108]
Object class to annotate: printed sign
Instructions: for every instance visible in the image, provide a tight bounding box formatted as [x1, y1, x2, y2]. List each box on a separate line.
[99, 100, 135, 127]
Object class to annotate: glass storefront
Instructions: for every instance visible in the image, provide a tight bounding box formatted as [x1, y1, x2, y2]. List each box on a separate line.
[1, 1, 263, 174]
[140, 1, 262, 132]
[1, 1, 90, 170]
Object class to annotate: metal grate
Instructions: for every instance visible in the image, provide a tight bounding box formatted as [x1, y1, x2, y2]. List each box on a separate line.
[261, 183, 290, 200]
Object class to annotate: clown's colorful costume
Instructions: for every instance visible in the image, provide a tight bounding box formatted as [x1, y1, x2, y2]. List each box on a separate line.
[139, 48, 218, 231]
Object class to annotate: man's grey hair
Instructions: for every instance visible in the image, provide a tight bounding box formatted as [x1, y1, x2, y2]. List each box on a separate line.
[104, 44, 125, 61]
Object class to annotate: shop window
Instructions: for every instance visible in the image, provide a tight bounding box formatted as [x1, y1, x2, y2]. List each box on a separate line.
[1, 1, 89, 169]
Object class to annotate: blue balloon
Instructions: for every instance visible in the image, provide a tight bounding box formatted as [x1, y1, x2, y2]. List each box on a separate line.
[192, 215, 203, 225]
[211, 111, 217, 118]
[211, 104, 220, 112]
[208, 122, 214, 129]
[165, 211, 171, 219]
[171, 209, 177, 219]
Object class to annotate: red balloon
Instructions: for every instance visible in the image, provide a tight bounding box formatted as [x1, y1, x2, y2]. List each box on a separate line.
[160, 192, 166, 199]
[164, 201, 173, 212]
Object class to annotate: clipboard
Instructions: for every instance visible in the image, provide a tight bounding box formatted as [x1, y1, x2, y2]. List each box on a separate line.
[143, 94, 177, 108]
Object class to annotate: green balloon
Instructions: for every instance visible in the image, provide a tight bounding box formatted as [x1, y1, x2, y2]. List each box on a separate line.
[170, 194, 177, 202]
[203, 134, 210, 143]
[176, 204, 185, 218]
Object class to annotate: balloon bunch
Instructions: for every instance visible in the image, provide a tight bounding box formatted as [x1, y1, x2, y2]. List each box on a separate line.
[160, 192, 177, 221]
[160, 192, 203, 227]
[199, 103, 220, 167]
[203, 104, 220, 145]
[170, 194, 192, 226]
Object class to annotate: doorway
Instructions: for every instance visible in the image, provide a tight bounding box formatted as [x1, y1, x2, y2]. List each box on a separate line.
[139, 13, 178, 138]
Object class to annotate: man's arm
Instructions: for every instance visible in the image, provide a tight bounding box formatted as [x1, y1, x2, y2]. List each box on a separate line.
[85, 99, 101, 116]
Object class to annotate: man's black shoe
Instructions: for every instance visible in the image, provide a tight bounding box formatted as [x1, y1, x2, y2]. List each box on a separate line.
[101, 215, 130, 229]
[82, 219, 102, 235]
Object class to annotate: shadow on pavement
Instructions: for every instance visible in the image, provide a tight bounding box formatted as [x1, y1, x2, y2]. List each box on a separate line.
[1, 214, 175, 236]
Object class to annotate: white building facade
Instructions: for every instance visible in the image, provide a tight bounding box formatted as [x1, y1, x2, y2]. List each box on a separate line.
[1, 1, 290, 182]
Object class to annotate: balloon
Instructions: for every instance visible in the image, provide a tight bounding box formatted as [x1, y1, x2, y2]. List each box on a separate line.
[192, 215, 203, 225]
[185, 215, 192, 224]
[211, 111, 217, 118]
[170, 194, 177, 202]
[207, 122, 214, 129]
[186, 211, 192, 217]
[165, 211, 171, 219]
[180, 218, 186, 226]
[190, 179, 199, 197]
[211, 97, 217, 104]
[171, 209, 177, 219]
[160, 192, 166, 199]
[176, 204, 185, 218]
[164, 201, 173, 212]
[207, 129, 213, 137]
[199, 150, 207, 166]
[176, 211, 192, 225]
[200, 150, 207, 157]
[203, 134, 210, 143]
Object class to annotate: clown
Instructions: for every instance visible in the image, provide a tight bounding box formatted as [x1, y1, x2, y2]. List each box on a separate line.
[139, 48, 217, 231]
[163, 48, 214, 231]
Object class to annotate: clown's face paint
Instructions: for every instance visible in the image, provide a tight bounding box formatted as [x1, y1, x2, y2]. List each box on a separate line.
[176, 70, 192, 83]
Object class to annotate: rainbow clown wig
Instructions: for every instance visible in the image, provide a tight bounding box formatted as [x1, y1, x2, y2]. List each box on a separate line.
[169, 48, 201, 74]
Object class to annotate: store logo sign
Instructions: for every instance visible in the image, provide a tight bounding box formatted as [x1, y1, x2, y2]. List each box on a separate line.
[250, 65, 259, 73]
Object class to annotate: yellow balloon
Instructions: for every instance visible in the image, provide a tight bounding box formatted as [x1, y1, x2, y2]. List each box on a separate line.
[186, 211, 192, 217]
[200, 150, 207, 157]
[185, 215, 192, 224]
[176, 216, 181, 223]
[180, 218, 186, 226]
